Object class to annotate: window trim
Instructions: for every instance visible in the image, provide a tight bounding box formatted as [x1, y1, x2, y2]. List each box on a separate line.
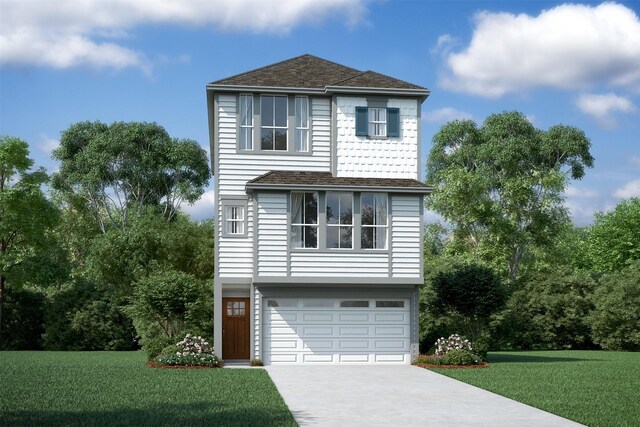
[294, 96, 310, 152]
[360, 192, 388, 250]
[238, 94, 253, 150]
[221, 198, 248, 238]
[260, 94, 289, 151]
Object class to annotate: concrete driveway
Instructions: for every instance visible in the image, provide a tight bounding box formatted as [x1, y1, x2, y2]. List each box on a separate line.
[266, 365, 583, 427]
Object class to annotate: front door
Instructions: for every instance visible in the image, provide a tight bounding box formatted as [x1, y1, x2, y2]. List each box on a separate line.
[222, 297, 250, 359]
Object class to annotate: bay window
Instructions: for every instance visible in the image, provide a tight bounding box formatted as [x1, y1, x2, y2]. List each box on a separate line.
[291, 192, 318, 248]
[360, 193, 388, 249]
[326, 192, 353, 249]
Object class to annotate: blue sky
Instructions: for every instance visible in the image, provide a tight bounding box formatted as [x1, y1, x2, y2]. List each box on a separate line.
[1, 0, 639, 225]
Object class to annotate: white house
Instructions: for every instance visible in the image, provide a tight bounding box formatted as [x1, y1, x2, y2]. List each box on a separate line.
[206, 55, 431, 364]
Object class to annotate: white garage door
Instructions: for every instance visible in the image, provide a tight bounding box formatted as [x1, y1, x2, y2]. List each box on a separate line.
[263, 297, 410, 364]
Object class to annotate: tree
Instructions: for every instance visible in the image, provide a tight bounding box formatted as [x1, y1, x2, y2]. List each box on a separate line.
[51, 121, 210, 233]
[585, 198, 640, 273]
[426, 112, 594, 283]
[0, 136, 60, 348]
[590, 260, 640, 350]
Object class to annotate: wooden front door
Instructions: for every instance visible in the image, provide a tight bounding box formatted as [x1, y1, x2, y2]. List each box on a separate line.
[222, 297, 250, 359]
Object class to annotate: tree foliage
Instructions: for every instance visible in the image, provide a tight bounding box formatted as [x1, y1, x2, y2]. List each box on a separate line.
[0, 136, 59, 348]
[590, 260, 640, 351]
[52, 121, 210, 232]
[585, 198, 640, 274]
[426, 112, 594, 283]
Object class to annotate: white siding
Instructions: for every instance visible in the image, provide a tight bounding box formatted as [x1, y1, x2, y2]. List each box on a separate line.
[256, 192, 288, 276]
[216, 95, 331, 277]
[254, 286, 261, 359]
[290, 252, 389, 277]
[391, 196, 422, 278]
[335, 97, 419, 179]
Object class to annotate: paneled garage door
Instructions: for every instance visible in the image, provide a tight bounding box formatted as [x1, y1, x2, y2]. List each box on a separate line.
[263, 297, 410, 364]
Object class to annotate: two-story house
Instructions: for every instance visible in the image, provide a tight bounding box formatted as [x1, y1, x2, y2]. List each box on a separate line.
[206, 55, 431, 364]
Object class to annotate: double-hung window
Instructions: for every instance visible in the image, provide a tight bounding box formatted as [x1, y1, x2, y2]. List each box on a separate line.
[355, 106, 400, 138]
[223, 204, 246, 236]
[360, 193, 388, 249]
[239, 94, 253, 150]
[261, 95, 288, 151]
[295, 96, 309, 152]
[326, 192, 353, 249]
[291, 192, 318, 248]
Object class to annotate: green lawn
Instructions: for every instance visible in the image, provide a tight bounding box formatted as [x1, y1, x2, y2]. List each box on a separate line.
[431, 350, 640, 427]
[0, 351, 296, 426]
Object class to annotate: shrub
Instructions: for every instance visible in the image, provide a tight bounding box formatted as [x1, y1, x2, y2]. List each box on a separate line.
[154, 334, 220, 367]
[435, 334, 472, 356]
[250, 359, 264, 367]
[443, 349, 477, 366]
[590, 261, 640, 351]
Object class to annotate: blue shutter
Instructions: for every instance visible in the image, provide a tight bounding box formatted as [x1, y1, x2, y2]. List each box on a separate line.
[355, 107, 368, 136]
[387, 108, 400, 137]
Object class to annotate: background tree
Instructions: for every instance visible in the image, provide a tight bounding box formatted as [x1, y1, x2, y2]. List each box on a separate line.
[585, 198, 640, 274]
[0, 136, 59, 348]
[426, 112, 594, 283]
[51, 121, 210, 232]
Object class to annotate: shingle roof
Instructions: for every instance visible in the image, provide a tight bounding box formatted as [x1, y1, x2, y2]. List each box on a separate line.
[209, 54, 427, 92]
[246, 171, 432, 194]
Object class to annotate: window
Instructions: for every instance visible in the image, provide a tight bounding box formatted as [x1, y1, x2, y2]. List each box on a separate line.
[376, 300, 404, 308]
[295, 96, 309, 152]
[226, 301, 246, 316]
[361, 193, 388, 249]
[261, 95, 288, 150]
[291, 192, 318, 248]
[355, 106, 400, 138]
[368, 108, 387, 137]
[326, 192, 353, 249]
[224, 205, 245, 235]
[340, 300, 369, 308]
[239, 94, 253, 150]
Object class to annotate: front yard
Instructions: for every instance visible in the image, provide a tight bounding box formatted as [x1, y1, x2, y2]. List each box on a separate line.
[0, 351, 296, 426]
[431, 350, 640, 427]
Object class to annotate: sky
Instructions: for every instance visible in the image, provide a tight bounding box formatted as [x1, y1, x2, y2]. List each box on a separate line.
[1, 0, 639, 225]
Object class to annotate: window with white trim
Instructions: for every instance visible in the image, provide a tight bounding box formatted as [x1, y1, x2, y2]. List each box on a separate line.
[326, 192, 353, 249]
[368, 108, 387, 137]
[361, 193, 388, 249]
[224, 205, 245, 235]
[239, 94, 253, 150]
[291, 192, 318, 248]
[295, 96, 309, 152]
[261, 95, 288, 151]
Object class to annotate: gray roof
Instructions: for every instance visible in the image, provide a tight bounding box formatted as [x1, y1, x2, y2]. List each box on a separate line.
[246, 171, 432, 194]
[209, 54, 428, 95]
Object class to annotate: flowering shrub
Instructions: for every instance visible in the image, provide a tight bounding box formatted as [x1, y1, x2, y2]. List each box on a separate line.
[154, 334, 220, 367]
[435, 334, 473, 357]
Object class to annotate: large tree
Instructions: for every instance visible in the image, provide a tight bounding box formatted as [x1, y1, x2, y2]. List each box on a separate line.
[0, 136, 59, 348]
[426, 111, 594, 283]
[51, 121, 210, 232]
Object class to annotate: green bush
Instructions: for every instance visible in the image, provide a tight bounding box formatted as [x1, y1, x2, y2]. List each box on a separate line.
[498, 269, 597, 350]
[155, 352, 220, 367]
[158, 344, 180, 357]
[590, 261, 640, 351]
[443, 349, 476, 366]
[2, 287, 46, 350]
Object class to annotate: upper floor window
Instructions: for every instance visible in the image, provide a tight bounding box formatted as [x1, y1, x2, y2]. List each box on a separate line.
[261, 95, 288, 151]
[239, 94, 253, 150]
[355, 107, 400, 138]
[222, 199, 248, 238]
[326, 192, 353, 249]
[361, 193, 388, 249]
[291, 192, 318, 248]
[295, 96, 309, 152]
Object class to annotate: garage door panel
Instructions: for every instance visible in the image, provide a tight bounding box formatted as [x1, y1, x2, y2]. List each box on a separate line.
[264, 297, 410, 365]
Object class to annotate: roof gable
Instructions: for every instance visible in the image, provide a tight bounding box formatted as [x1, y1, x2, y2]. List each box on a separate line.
[209, 54, 428, 93]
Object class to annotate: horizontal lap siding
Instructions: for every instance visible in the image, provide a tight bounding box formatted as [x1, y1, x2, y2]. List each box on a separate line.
[257, 193, 288, 276]
[290, 252, 389, 277]
[391, 196, 421, 278]
[217, 95, 330, 277]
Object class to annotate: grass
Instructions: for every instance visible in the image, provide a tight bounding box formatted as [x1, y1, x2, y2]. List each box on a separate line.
[430, 350, 640, 427]
[0, 351, 296, 427]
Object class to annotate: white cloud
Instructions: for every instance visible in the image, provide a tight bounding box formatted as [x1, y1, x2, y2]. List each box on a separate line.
[424, 107, 474, 124]
[430, 34, 459, 57]
[564, 185, 602, 225]
[613, 180, 640, 198]
[564, 186, 599, 199]
[440, 3, 640, 97]
[38, 135, 60, 155]
[182, 190, 215, 220]
[576, 92, 636, 128]
[0, 0, 366, 72]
